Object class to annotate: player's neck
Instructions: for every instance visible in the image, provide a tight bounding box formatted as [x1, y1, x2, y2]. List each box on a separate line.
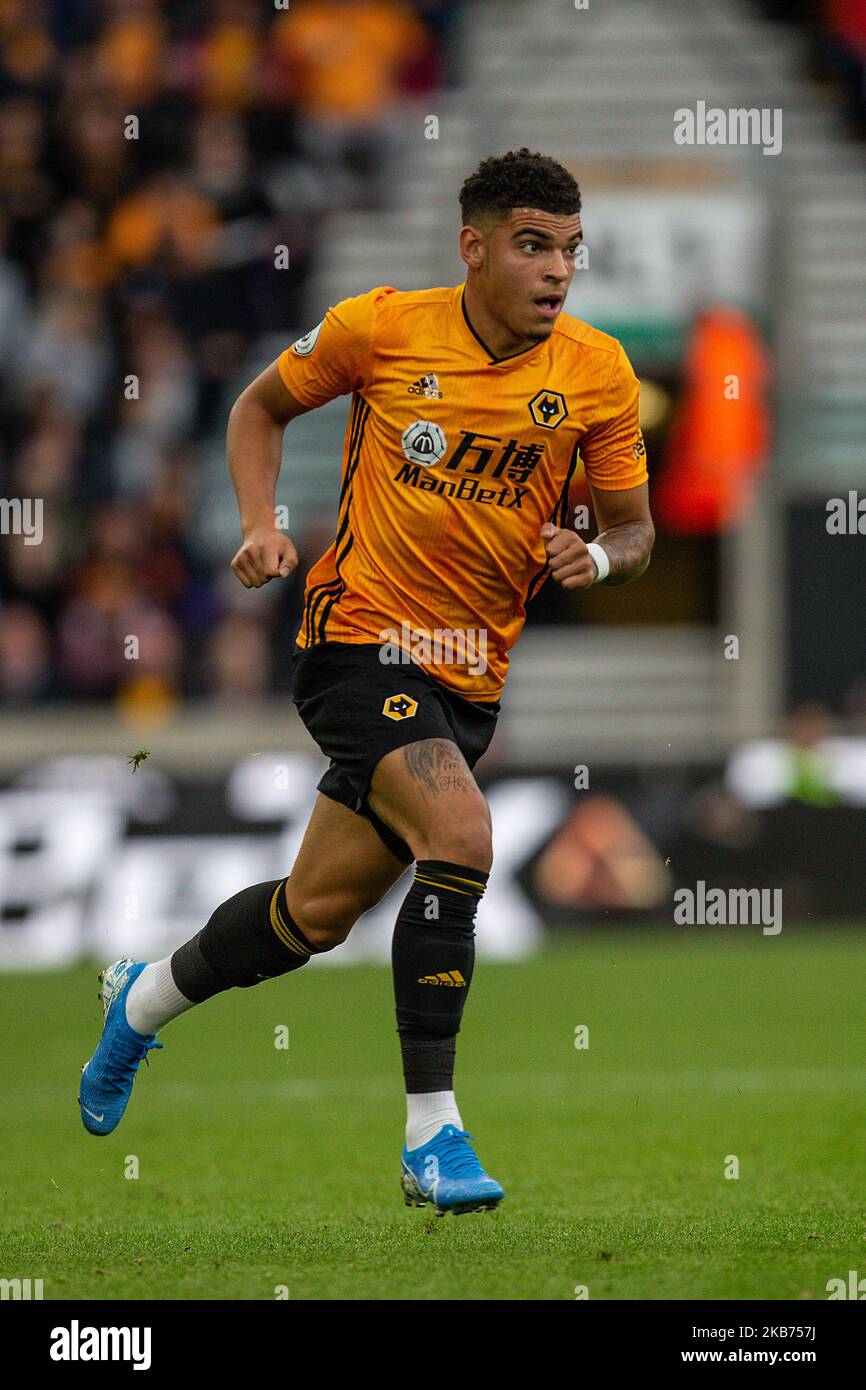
[462, 280, 533, 360]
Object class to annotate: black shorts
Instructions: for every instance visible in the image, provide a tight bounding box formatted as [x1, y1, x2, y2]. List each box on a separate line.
[291, 641, 500, 863]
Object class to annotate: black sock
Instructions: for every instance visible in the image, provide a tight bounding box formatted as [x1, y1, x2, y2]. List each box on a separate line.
[392, 860, 488, 1093]
[170, 878, 321, 1003]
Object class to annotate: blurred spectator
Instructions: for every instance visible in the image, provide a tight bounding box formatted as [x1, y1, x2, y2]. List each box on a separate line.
[817, 1, 866, 131]
[0, 95, 55, 272]
[93, 0, 167, 108]
[187, 0, 265, 111]
[654, 305, 771, 536]
[17, 287, 112, 419]
[105, 170, 220, 278]
[723, 703, 866, 809]
[0, 0, 452, 709]
[271, 0, 431, 208]
[207, 609, 272, 706]
[0, 601, 52, 701]
[10, 413, 82, 505]
[406, 1, 466, 89]
[115, 601, 184, 727]
[108, 309, 197, 495]
[0, 210, 30, 381]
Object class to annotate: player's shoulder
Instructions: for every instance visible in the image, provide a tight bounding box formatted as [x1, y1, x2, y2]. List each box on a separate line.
[337, 283, 453, 327]
[371, 284, 454, 321]
[551, 309, 625, 364]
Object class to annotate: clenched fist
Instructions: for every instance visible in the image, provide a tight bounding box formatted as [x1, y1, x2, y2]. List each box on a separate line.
[231, 525, 298, 589]
[540, 522, 600, 590]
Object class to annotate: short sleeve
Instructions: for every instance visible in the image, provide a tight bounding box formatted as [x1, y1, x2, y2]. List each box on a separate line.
[580, 343, 648, 491]
[277, 285, 395, 409]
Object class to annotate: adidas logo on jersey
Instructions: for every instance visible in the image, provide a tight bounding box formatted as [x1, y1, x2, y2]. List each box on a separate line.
[417, 970, 467, 987]
[408, 373, 443, 400]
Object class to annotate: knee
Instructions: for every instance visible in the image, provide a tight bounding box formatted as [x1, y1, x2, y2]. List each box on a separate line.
[286, 885, 372, 951]
[415, 813, 493, 873]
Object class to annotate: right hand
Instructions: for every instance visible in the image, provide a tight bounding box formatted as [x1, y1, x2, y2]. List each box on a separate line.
[231, 525, 298, 589]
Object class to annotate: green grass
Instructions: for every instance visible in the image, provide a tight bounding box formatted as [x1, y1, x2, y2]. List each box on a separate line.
[1, 928, 864, 1300]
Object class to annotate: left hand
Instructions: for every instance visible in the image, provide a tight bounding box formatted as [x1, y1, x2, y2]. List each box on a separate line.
[540, 523, 599, 590]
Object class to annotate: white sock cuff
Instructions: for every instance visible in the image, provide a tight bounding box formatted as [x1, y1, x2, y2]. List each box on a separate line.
[126, 958, 194, 1036]
[405, 1090, 462, 1149]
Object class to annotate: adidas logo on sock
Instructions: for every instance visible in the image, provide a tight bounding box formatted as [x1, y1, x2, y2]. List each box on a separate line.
[408, 373, 443, 400]
[417, 970, 466, 987]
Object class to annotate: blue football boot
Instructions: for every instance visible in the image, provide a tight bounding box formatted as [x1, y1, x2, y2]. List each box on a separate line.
[79, 958, 163, 1135]
[401, 1124, 505, 1216]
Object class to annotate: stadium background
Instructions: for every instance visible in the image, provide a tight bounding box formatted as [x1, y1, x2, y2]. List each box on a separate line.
[0, 0, 865, 1306]
[0, 0, 863, 966]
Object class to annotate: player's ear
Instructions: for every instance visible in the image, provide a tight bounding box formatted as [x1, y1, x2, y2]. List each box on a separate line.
[459, 224, 485, 270]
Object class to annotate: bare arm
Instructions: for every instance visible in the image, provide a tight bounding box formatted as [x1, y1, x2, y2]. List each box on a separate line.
[588, 481, 655, 586]
[541, 482, 655, 590]
[227, 361, 310, 588]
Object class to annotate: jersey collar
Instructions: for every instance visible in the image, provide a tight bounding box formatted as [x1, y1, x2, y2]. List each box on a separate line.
[453, 284, 548, 369]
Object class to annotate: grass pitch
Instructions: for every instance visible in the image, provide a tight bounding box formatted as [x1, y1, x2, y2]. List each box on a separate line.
[1, 927, 864, 1300]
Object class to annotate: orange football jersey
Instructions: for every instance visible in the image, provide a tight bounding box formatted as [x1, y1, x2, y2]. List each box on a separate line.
[277, 283, 646, 700]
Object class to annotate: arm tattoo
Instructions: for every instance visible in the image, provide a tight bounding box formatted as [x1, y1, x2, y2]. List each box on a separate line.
[402, 739, 471, 797]
[593, 519, 655, 586]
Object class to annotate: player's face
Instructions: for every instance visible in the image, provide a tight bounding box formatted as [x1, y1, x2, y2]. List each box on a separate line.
[485, 208, 583, 342]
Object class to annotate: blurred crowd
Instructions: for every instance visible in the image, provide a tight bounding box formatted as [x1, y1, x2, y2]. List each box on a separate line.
[3, 0, 860, 722]
[0, 0, 461, 712]
[760, 0, 866, 133]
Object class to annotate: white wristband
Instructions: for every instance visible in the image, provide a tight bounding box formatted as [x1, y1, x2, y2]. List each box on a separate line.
[586, 541, 610, 585]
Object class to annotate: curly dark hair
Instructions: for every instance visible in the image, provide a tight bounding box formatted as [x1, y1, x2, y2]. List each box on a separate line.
[459, 148, 581, 225]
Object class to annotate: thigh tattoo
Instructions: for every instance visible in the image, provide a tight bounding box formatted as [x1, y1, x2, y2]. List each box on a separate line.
[402, 739, 472, 798]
